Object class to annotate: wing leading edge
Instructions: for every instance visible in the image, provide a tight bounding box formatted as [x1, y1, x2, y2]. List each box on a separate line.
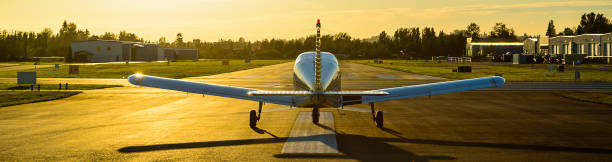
[128, 74, 294, 106]
[360, 76, 505, 104]
[128, 74, 504, 107]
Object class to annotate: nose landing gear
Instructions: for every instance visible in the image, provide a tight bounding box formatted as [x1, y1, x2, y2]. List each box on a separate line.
[312, 106, 320, 124]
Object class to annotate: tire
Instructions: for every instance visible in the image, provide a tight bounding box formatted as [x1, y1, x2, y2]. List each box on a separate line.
[375, 111, 383, 128]
[249, 110, 257, 127]
[312, 108, 319, 124]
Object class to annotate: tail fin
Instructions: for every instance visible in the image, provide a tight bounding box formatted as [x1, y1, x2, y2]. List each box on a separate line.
[315, 19, 322, 90]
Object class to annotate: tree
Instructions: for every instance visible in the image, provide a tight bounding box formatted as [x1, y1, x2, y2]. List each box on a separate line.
[118, 31, 142, 42]
[376, 31, 392, 58]
[158, 37, 168, 46]
[490, 22, 516, 40]
[174, 33, 184, 47]
[575, 12, 612, 34]
[546, 20, 556, 37]
[562, 27, 574, 35]
[466, 22, 480, 38]
[421, 27, 436, 57]
[100, 32, 116, 40]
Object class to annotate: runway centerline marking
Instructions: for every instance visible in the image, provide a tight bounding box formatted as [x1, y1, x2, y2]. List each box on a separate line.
[281, 112, 338, 154]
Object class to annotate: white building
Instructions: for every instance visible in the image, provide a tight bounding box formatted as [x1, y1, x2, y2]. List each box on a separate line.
[71, 40, 198, 62]
[71, 40, 131, 62]
[549, 32, 612, 64]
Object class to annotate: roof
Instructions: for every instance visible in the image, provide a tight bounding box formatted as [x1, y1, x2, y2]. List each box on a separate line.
[471, 37, 520, 43]
[580, 34, 605, 36]
[550, 32, 612, 39]
[469, 42, 524, 46]
[71, 40, 154, 46]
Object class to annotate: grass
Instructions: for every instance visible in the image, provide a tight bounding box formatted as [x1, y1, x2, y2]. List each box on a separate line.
[0, 61, 65, 65]
[555, 91, 612, 105]
[0, 60, 289, 79]
[0, 83, 121, 90]
[349, 60, 612, 82]
[0, 91, 81, 107]
[0, 64, 16, 68]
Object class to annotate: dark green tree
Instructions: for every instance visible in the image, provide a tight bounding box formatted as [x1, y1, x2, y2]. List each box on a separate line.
[490, 22, 516, 40]
[546, 20, 556, 37]
[576, 12, 612, 34]
[466, 22, 480, 38]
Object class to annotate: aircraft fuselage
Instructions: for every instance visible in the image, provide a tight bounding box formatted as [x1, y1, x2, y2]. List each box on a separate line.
[292, 52, 341, 107]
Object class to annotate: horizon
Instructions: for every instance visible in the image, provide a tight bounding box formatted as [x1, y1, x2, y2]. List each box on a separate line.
[1, 0, 611, 42]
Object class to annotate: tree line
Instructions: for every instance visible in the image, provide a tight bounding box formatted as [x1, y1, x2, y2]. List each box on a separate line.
[0, 21, 144, 61]
[546, 12, 612, 37]
[1, 12, 610, 61]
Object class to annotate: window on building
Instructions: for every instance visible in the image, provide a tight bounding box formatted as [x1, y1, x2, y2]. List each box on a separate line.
[96, 46, 101, 51]
[107, 46, 111, 51]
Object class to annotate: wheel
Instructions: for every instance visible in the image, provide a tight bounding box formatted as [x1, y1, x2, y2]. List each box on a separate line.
[249, 110, 257, 127]
[312, 108, 319, 124]
[375, 111, 383, 128]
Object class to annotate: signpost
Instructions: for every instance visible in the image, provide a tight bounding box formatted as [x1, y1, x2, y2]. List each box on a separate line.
[69, 65, 79, 75]
[17, 72, 36, 85]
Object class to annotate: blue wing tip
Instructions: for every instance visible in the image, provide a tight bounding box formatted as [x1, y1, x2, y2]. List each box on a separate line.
[127, 74, 144, 85]
[493, 76, 505, 87]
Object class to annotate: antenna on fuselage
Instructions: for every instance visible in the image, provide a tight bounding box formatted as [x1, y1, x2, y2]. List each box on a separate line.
[315, 19, 322, 91]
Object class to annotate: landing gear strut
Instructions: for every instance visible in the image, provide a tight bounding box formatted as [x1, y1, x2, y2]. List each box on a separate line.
[312, 106, 320, 124]
[250, 102, 263, 127]
[370, 103, 383, 128]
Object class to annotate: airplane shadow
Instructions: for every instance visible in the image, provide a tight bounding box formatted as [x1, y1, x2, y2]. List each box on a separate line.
[118, 127, 612, 161]
[250, 125, 278, 139]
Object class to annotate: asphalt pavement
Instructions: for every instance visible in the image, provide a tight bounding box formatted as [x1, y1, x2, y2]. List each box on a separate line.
[0, 62, 611, 161]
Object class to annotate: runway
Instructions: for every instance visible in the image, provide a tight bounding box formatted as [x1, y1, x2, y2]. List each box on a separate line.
[1, 62, 612, 161]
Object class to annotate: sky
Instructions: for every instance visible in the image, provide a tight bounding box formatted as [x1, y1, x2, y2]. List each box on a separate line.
[0, 0, 611, 42]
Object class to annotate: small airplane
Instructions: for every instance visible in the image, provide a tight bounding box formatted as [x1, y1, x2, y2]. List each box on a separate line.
[128, 19, 505, 128]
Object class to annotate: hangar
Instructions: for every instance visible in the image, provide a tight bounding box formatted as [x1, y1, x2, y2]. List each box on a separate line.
[164, 48, 199, 61]
[466, 38, 524, 57]
[71, 40, 198, 62]
[71, 40, 131, 62]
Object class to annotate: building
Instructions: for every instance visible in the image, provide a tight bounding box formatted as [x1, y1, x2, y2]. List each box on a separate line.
[549, 32, 612, 63]
[132, 43, 165, 62]
[549, 36, 576, 55]
[523, 36, 548, 55]
[71, 40, 131, 62]
[164, 48, 199, 61]
[71, 40, 198, 62]
[604, 33, 612, 58]
[466, 38, 524, 57]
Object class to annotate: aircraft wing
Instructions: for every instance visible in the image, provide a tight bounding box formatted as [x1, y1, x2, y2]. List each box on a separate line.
[128, 74, 294, 106]
[358, 76, 505, 104]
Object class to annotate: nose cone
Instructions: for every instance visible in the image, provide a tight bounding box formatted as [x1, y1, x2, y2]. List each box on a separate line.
[128, 74, 144, 85]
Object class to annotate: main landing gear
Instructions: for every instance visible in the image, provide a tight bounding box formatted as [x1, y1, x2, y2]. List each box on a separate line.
[250, 102, 263, 127]
[370, 103, 384, 128]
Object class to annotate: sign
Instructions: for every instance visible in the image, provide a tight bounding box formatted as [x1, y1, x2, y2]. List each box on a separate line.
[17, 72, 36, 84]
[548, 65, 554, 72]
[69, 65, 79, 75]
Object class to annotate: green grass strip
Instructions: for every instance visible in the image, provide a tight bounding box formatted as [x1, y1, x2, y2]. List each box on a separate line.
[0, 91, 81, 107]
